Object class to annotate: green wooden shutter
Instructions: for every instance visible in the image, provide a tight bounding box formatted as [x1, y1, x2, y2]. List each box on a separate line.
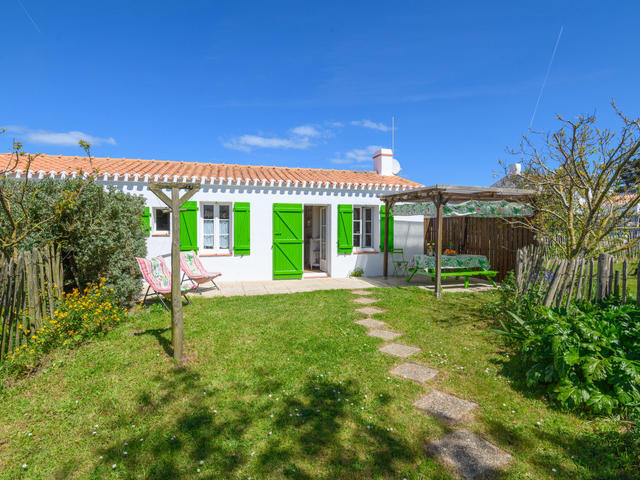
[379, 205, 394, 251]
[233, 202, 250, 255]
[273, 203, 303, 279]
[179, 201, 198, 252]
[337, 204, 353, 254]
[142, 206, 151, 236]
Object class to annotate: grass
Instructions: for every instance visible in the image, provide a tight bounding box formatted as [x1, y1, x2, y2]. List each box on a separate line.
[0, 287, 636, 479]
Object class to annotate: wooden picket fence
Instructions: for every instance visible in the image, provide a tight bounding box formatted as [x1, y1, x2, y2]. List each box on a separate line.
[0, 245, 63, 360]
[515, 244, 640, 308]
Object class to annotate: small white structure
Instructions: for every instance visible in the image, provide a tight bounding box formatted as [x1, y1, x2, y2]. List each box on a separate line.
[3, 149, 424, 281]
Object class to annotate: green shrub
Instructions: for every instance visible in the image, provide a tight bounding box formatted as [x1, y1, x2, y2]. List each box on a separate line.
[494, 299, 640, 417]
[2, 280, 127, 376]
[1, 178, 147, 305]
[350, 267, 364, 277]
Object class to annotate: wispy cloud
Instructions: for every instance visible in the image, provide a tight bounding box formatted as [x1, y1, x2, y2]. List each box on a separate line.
[351, 120, 390, 132]
[331, 145, 381, 165]
[290, 125, 322, 137]
[223, 123, 331, 152]
[3, 126, 116, 146]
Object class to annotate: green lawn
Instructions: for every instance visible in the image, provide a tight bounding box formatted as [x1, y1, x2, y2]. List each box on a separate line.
[0, 288, 636, 479]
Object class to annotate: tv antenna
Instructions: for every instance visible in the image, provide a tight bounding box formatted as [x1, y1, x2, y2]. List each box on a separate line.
[391, 116, 395, 153]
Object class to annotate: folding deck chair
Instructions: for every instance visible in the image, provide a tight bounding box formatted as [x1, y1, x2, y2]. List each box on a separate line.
[137, 256, 197, 310]
[179, 251, 222, 291]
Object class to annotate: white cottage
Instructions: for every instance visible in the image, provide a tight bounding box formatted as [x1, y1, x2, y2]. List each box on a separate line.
[4, 148, 424, 281]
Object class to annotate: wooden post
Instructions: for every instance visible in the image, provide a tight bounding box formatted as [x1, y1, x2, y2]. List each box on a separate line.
[383, 200, 391, 278]
[434, 196, 444, 298]
[608, 257, 615, 298]
[637, 261, 640, 307]
[596, 254, 606, 301]
[149, 182, 200, 362]
[622, 260, 628, 303]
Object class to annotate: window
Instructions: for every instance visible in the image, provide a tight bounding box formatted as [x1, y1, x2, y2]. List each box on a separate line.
[353, 206, 373, 249]
[202, 204, 231, 251]
[154, 208, 170, 233]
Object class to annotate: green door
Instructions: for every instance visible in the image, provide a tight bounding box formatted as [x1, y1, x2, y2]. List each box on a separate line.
[273, 203, 303, 279]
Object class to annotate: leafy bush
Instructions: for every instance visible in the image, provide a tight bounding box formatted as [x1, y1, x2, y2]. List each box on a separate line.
[1, 280, 127, 376]
[494, 299, 640, 416]
[350, 267, 364, 277]
[1, 178, 147, 305]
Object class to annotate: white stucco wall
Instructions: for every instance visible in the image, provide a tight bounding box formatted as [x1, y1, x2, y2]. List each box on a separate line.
[106, 181, 422, 282]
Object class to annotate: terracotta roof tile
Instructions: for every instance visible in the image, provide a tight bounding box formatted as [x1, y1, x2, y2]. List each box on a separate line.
[1, 153, 422, 190]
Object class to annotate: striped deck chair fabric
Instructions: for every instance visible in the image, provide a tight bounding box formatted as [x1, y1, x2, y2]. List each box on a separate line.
[137, 257, 197, 309]
[180, 251, 222, 289]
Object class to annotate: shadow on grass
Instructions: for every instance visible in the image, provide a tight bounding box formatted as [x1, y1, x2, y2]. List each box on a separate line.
[489, 355, 640, 479]
[134, 327, 173, 357]
[90, 365, 414, 479]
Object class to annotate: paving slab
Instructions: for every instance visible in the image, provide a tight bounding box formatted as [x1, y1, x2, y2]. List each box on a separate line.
[413, 390, 477, 424]
[351, 289, 374, 295]
[390, 362, 438, 384]
[354, 318, 388, 329]
[378, 343, 421, 358]
[367, 329, 402, 340]
[427, 429, 512, 479]
[352, 297, 379, 305]
[355, 306, 387, 316]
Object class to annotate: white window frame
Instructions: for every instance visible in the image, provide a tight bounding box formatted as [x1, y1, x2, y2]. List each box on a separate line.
[353, 206, 374, 250]
[152, 207, 171, 234]
[200, 203, 232, 253]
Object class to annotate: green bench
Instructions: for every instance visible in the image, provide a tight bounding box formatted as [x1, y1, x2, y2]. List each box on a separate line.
[406, 267, 498, 288]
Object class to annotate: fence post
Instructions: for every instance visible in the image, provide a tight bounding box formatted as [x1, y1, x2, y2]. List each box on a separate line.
[622, 260, 628, 303]
[637, 261, 640, 307]
[588, 259, 594, 301]
[608, 257, 615, 298]
[614, 270, 620, 298]
[596, 254, 606, 301]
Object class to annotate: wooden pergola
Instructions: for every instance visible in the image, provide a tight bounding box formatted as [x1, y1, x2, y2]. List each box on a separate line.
[379, 185, 537, 297]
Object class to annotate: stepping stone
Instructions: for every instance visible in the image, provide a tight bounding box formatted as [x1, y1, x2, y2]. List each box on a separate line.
[351, 290, 373, 295]
[390, 362, 438, 384]
[413, 390, 477, 424]
[367, 329, 402, 340]
[352, 297, 379, 305]
[427, 429, 512, 479]
[355, 306, 387, 316]
[355, 318, 388, 329]
[378, 343, 421, 358]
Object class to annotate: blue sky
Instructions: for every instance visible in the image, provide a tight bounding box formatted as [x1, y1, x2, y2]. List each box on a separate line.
[2, 1, 639, 186]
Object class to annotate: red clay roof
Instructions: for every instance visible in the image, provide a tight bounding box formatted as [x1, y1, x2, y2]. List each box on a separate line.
[0, 153, 422, 190]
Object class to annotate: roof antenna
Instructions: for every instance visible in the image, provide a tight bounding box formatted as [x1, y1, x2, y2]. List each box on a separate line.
[391, 116, 395, 153]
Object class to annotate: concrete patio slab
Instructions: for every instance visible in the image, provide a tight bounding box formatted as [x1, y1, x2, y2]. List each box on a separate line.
[367, 329, 402, 340]
[427, 429, 512, 479]
[413, 391, 477, 424]
[378, 343, 421, 358]
[390, 362, 438, 384]
[355, 306, 387, 315]
[351, 290, 374, 295]
[354, 318, 388, 329]
[175, 275, 494, 298]
[352, 297, 379, 305]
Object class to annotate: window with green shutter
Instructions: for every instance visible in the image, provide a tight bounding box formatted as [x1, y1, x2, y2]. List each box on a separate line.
[179, 201, 198, 252]
[337, 204, 353, 254]
[233, 202, 250, 255]
[141, 206, 151, 236]
[379, 205, 394, 251]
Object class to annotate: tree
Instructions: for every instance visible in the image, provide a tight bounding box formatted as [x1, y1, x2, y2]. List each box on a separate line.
[508, 102, 640, 259]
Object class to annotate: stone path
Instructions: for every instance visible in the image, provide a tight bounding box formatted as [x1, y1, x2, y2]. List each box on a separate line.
[350, 288, 512, 479]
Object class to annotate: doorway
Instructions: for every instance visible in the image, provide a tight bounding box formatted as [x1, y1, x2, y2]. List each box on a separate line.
[303, 205, 328, 277]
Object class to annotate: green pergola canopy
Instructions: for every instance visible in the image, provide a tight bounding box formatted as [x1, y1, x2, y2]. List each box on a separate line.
[391, 199, 534, 218]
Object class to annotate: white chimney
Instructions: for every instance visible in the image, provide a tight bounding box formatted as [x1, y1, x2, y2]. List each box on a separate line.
[509, 163, 522, 175]
[373, 148, 399, 176]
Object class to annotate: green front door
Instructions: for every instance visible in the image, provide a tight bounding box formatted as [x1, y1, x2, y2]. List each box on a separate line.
[273, 203, 303, 279]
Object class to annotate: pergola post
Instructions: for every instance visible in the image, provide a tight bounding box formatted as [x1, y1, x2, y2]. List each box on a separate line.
[383, 200, 392, 278]
[434, 195, 444, 298]
[148, 182, 200, 362]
